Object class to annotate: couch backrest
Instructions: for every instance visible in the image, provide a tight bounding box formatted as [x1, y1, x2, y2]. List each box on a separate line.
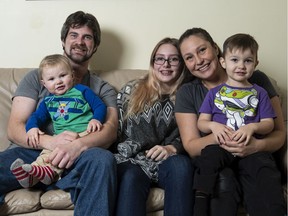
[0, 68, 285, 151]
[0, 68, 148, 151]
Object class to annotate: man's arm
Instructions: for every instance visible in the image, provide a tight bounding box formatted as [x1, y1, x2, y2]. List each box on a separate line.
[7, 96, 79, 150]
[7, 96, 36, 147]
[48, 106, 118, 169]
[77, 106, 118, 149]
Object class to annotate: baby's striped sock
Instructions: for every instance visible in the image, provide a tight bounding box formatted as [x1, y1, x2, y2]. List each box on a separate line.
[22, 164, 56, 185]
[10, 158, 38, 188]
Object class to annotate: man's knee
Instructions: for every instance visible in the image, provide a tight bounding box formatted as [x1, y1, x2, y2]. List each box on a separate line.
[80, 148, 115, 169]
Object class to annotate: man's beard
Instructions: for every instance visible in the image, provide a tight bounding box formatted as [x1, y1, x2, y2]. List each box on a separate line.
[63, 47, 93, 64]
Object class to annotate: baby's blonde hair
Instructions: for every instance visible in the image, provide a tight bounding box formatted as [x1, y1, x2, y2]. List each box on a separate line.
[39, 54, 73, 79]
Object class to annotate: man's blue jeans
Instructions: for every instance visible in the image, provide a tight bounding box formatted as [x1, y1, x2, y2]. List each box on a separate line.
[116, 154, 194, 216]
[0, 146, 117, 216]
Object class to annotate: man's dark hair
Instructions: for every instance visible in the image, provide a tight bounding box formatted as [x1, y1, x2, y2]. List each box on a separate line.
[61, 11, 101, 48]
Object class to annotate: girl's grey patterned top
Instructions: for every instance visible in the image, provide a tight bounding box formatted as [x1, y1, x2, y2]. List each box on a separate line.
[115, 80, 184, 182]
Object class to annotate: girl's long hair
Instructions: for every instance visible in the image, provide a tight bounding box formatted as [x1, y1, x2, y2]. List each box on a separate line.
[125, 37, 186, 118]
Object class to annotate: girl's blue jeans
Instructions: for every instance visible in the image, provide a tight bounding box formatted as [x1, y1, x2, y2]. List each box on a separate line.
[115, 154, 195, 216]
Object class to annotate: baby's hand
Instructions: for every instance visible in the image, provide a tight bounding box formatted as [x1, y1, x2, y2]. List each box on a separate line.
[27, 128, 44, 148]
[87, 119, 103, 133]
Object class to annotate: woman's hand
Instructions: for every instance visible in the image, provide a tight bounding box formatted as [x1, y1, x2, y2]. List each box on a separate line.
[220, 136, 259, 157]
[145, 145, 177, 161]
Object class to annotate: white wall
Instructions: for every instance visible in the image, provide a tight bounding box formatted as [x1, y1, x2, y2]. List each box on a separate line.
[0, 0, 287, 116]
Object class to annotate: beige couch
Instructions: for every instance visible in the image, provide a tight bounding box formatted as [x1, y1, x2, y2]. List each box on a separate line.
[0, 68, 286, 216]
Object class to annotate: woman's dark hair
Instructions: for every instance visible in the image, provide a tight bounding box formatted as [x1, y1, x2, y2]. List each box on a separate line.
[61, 11, 101, 48]
[179, 27, 222, 58]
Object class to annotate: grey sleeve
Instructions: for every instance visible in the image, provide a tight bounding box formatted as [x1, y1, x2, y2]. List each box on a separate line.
[13, 69, 41, 101]
[89, 74, 117, 108]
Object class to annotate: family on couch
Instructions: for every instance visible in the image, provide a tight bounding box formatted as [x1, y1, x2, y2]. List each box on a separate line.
[0, 10, 286, 216]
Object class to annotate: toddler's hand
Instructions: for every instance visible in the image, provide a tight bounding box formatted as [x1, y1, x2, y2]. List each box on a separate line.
[87, 119, 103, 133]
[27, 128, 44, 148]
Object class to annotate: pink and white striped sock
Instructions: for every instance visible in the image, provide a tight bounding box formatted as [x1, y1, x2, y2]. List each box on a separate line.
[22, 164, 56, 185]
[10, 158, 38, 188]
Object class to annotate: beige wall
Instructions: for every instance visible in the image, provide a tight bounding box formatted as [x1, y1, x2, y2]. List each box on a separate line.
[0, 0, 287, 117]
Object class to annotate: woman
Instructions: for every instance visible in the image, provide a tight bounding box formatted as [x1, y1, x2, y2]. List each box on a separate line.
[175, 28, 286, 216]
[115, 37, 194, 216]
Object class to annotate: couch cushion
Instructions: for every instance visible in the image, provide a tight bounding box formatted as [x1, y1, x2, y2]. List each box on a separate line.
[40, 188, 164, 212]
[0, 68, 32, 151]
[0, 187, 164, 214]
[147, 210, 164, 216]
[95, 69, 148, 92]
[146, 188, 164, 212]
[0, 189, 42, 215]
[41, 190, 74, 210]
[8, 209, 73, 216]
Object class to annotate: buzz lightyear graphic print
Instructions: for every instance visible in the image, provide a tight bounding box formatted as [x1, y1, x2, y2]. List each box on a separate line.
[214, 86, 258, 130]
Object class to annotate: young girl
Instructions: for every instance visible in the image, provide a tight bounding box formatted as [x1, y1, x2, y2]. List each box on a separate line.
[115, 37, 194, 216]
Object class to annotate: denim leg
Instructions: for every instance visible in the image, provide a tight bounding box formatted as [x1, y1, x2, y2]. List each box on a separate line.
[55, 147, 117, 216]
[158, 154, 194, 216]
[0, 147, 41, 204]
[115, 161, 150, 216]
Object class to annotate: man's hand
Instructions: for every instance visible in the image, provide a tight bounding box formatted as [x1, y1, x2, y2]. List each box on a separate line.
[42, 131, 80, 169]
[47, 138, 83, 169]
[45, 131, 79, 150]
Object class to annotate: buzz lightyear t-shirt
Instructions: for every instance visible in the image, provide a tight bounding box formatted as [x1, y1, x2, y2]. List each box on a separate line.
[199, 83, 276, 131]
